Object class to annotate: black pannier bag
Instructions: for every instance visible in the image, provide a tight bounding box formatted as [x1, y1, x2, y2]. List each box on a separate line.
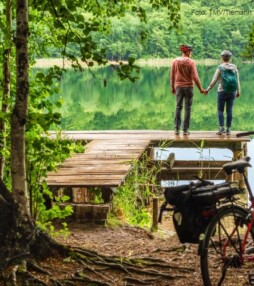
[172, 196, 215, 244]
[169, 186, 215, 244]
[159, 182, 241, 244]
[159, 182, 213, 244]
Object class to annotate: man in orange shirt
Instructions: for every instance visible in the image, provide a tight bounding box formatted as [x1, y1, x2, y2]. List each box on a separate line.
[170, 45, 205, 135]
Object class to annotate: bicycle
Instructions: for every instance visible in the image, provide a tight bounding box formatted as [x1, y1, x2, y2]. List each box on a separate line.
[199, 157, 254, 286]
[159, 132, 254, 285]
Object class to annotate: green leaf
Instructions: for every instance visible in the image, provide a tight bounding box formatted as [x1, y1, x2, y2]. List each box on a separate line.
[63, 257, 73, 263]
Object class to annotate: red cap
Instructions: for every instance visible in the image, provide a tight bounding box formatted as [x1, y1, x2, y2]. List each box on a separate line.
[180, 45, 193, 53]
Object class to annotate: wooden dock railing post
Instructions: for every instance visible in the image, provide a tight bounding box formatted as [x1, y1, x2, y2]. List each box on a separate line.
[233, 142, 247, 190]
[151, 197, 159, 232]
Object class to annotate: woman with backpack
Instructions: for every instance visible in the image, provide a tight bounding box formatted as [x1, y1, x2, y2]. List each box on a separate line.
[205, 50, 240, 135]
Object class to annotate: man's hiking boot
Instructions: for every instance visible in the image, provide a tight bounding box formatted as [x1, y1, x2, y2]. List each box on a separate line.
[216, 127, 226, 135]
[175, 129, 180, 135]
[183, 130, 190, 135]
[226, 128, 231, 135]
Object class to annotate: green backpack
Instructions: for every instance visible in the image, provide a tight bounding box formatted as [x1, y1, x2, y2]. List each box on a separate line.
[218, 65, 238, 92]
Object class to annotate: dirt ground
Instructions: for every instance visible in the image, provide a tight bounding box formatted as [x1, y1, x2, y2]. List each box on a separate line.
[45, 211, 205, 286]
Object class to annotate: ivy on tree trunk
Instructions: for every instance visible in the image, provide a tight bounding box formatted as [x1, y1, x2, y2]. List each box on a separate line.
[0, 0, 12, 179]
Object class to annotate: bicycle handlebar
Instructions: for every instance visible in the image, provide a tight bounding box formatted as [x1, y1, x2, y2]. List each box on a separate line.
[236, 131, 254, 137]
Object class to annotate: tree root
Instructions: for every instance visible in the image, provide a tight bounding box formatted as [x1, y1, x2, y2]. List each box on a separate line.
[79, 260, 113, 281]
[20, 271, 49, 286]
[0, 224, 193, 286]
[128, 257, 195, 272]
[152, 244, 187, 253]
[72, 274, 112, 286]
[27, 261, 52, 275]
[0, 246, 193, 285]
[125, 276, 161, 284]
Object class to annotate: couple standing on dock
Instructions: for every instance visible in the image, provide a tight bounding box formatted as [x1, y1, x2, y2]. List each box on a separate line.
[170, 45, 241, 136]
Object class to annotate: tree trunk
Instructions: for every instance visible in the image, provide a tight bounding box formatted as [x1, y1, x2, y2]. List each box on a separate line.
[0, 0, 36, 274]
[11, 0, 29, 216]
[0, 0, 12, 179]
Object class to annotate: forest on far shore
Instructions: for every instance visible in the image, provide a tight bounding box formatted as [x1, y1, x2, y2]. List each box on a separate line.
[47, 0, 254, 61]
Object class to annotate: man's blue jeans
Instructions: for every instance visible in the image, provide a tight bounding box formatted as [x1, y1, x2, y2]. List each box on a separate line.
[174, 87, 194, 131]
[217, 91, 236, 128]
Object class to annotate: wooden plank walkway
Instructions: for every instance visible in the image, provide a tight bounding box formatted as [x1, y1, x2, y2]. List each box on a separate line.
[45, 130, 250, 187]
[49, 130, 249, 143]
[46, 139, 150, 187]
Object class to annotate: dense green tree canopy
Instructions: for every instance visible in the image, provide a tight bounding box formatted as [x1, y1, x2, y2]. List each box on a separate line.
[88, 0, 253, 60]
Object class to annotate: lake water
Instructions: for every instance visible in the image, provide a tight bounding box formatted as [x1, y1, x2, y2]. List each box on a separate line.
[52, 63, 254, 190]
[54, 63, 254, 131]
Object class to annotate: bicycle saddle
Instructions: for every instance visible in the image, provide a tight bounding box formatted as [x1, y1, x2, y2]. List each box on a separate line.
[223, 156, 252, 175]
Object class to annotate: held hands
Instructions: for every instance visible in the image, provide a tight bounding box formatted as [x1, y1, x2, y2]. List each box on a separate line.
[171, 87, 176, 95]
[236, 92, 240, 98]
[200, 88, 209, 96]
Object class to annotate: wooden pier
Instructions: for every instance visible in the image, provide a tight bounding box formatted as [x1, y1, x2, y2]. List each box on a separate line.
[45, 130, 251, 223]
[46, 139, 150, 187]
[46, 130, 250, 187]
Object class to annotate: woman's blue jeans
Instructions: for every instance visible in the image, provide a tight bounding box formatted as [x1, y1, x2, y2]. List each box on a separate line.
[217, 91, 236, 128]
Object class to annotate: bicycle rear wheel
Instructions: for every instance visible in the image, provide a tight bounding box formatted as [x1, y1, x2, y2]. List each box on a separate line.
[200, 205, 254, 286]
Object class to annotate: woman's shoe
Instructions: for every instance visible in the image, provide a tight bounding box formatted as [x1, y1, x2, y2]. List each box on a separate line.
[216, 127, 225, 135]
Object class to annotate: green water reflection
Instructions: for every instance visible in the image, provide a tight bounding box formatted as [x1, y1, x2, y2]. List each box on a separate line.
[55, 63, 254, 131]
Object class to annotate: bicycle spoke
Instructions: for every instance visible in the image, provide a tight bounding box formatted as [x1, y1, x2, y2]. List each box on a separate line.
[200, 206, 254, 286]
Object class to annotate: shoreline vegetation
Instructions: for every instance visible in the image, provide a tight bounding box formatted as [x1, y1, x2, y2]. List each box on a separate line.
[34, 58, 223, 69]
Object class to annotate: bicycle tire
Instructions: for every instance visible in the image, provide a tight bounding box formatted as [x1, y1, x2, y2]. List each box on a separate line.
[199, 205, 254, 286]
